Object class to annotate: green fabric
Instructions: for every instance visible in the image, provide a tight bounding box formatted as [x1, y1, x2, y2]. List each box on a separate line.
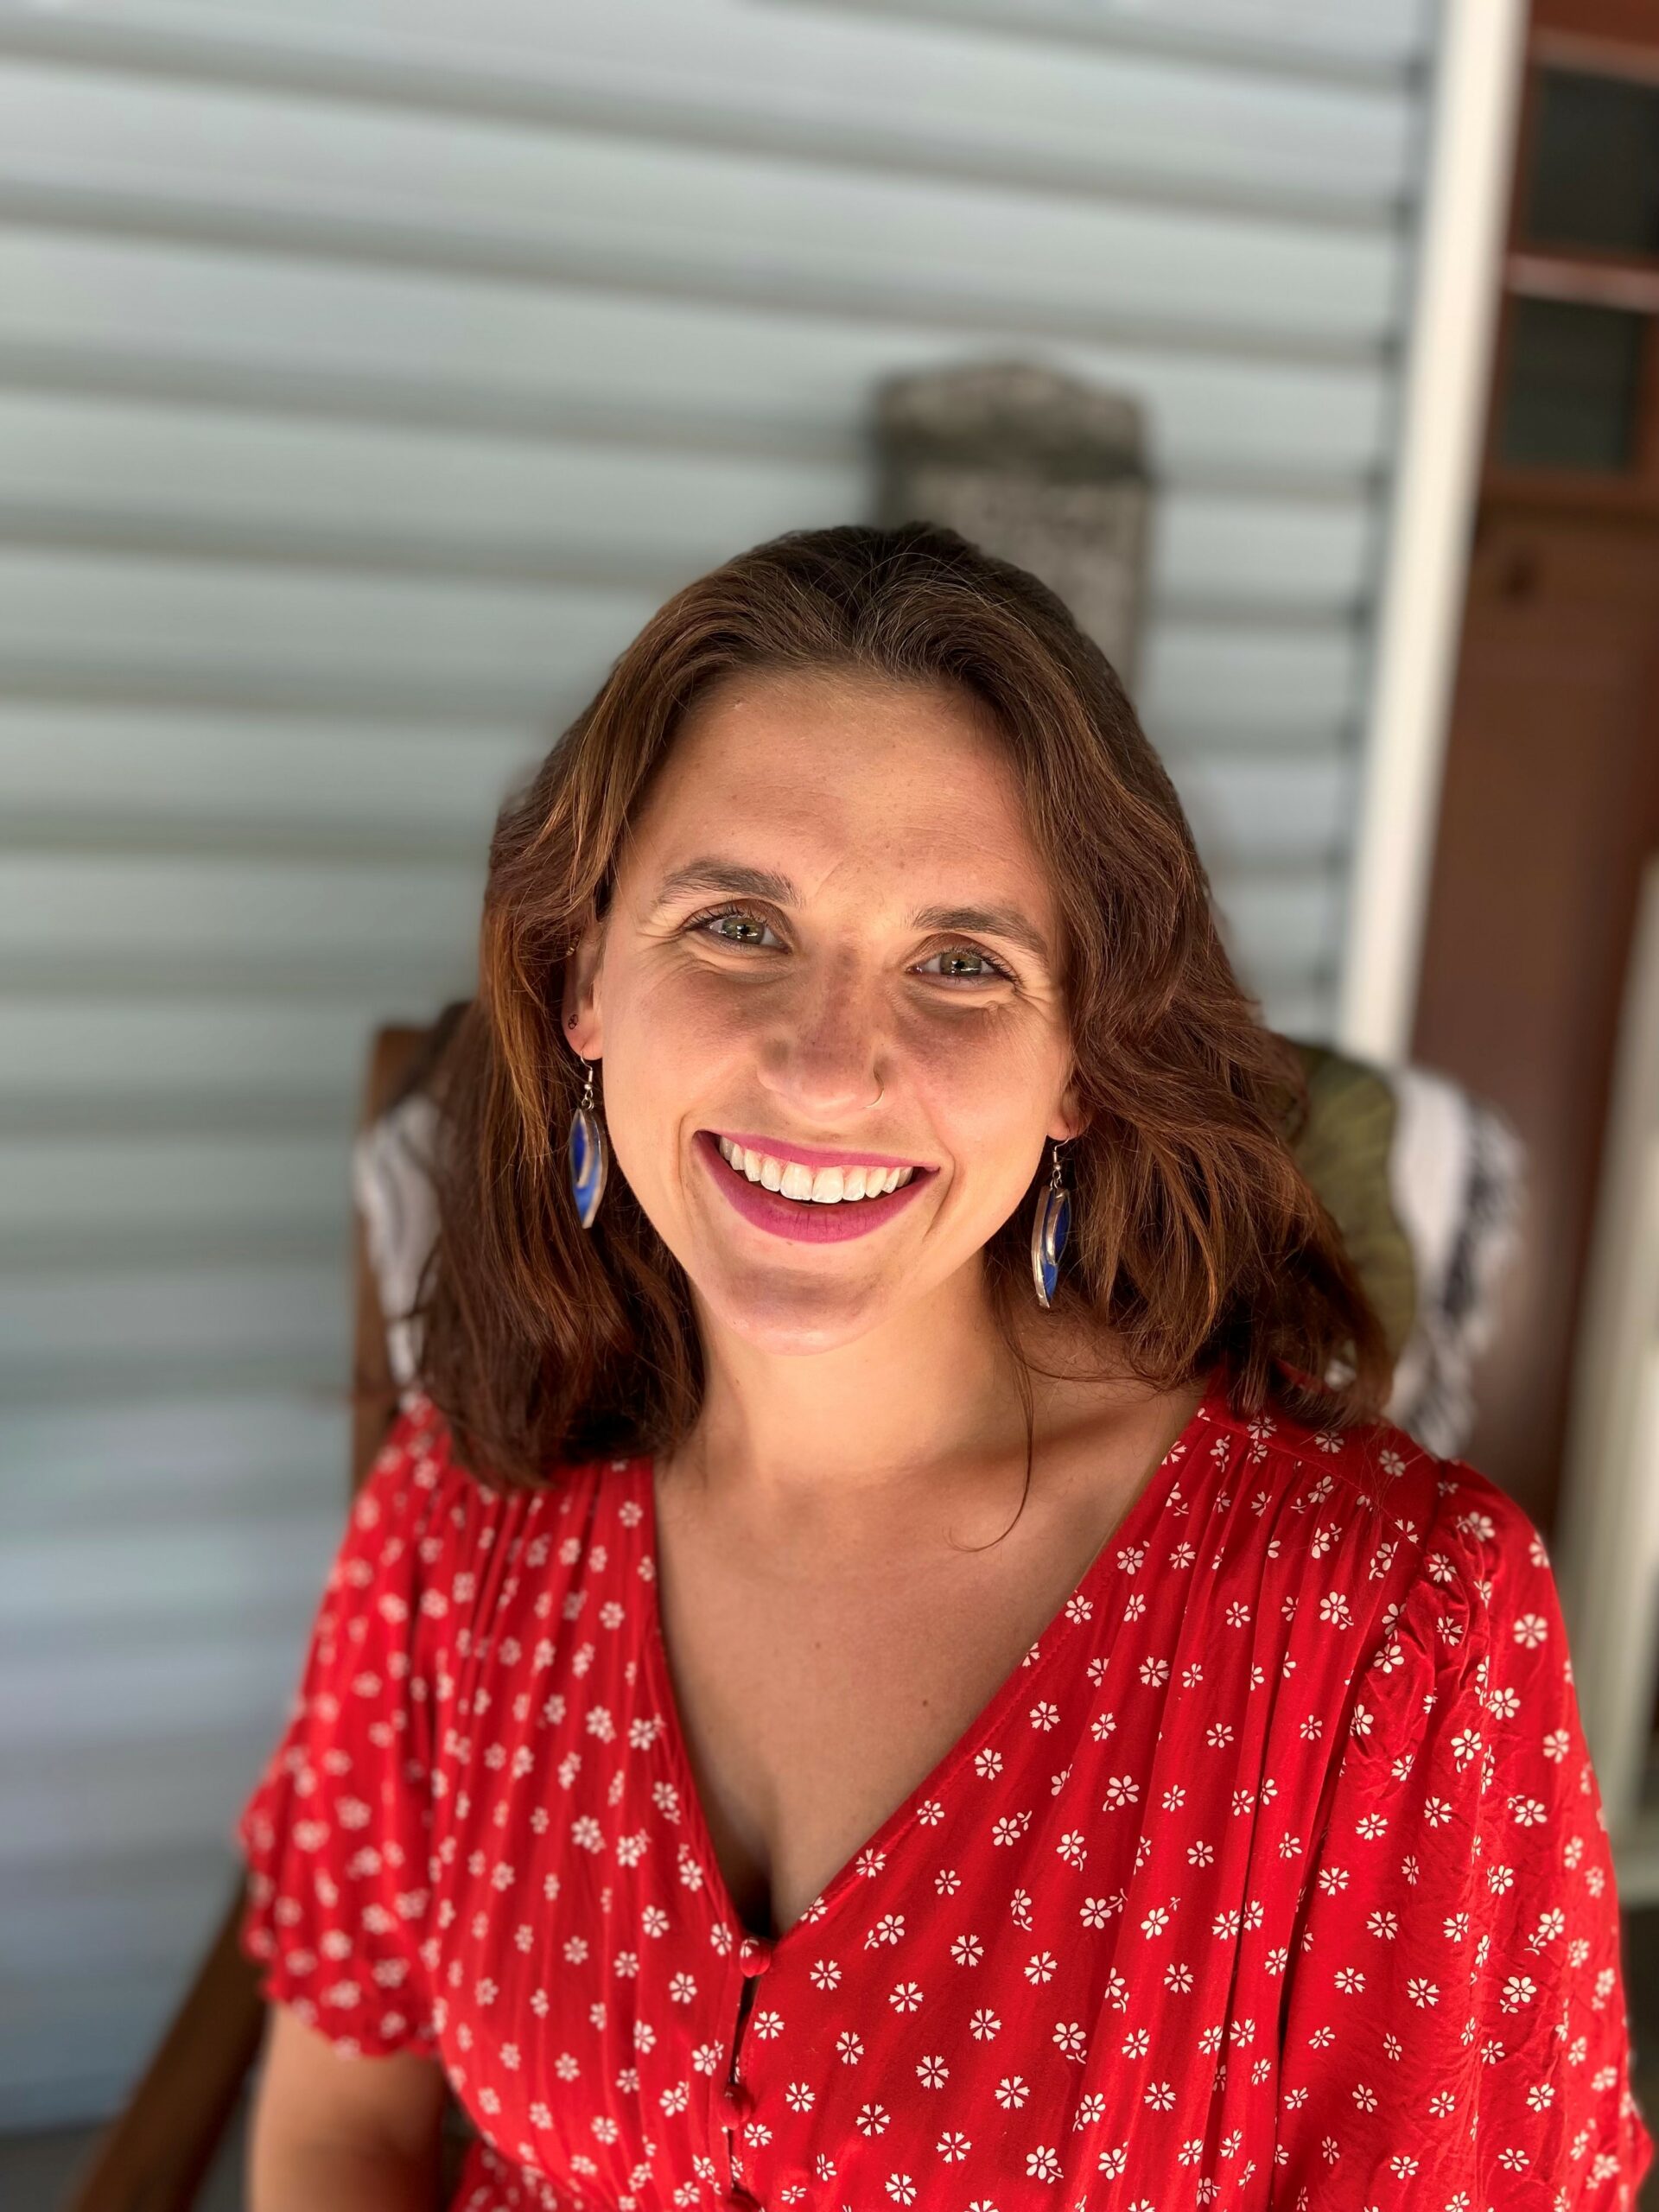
[1281, 1037, 1417, 1360]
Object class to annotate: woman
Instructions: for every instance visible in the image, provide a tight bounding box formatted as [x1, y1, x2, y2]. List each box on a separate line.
[235, 523, 1652, 2210]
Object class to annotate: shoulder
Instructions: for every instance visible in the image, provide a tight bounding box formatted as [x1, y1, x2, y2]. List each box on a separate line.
[340, 1394, 483, 1585]
[349, 1394, 636, 1613]
[1200, 1384, 1551, 1691]
[1207, 1381, 1542, 1574]
[360, 1392, 610, 1520]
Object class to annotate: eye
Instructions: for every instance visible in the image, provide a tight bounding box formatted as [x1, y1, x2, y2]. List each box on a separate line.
[683, 902, 783, 951]
[681, 903, 1015, 986]
[914, 944, 1014, 985]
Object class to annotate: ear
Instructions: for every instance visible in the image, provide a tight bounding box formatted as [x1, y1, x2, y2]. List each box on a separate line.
[1052, 1069, 1086, 1147]
[560, 911, 605, 1059]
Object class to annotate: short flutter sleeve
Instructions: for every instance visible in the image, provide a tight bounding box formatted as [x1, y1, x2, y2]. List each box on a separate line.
[1274, 1461, 1655, 2209]
[232, 1402, 445, 2059]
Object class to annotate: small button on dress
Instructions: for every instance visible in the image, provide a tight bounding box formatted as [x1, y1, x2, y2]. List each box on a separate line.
[233, 1370, 1655, 2209]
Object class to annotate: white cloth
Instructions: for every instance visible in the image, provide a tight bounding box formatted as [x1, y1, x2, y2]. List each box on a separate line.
[350, 1089, 442, 1402]
[1383, 1065, 1525, 1459]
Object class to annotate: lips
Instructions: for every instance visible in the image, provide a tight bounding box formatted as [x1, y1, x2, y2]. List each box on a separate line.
[694, 1128, 934, 1244]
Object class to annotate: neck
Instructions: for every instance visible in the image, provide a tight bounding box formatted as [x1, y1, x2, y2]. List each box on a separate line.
[665, 1271, 1135, 1560]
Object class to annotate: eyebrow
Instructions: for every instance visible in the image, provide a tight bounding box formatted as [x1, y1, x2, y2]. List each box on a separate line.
[650, 858, 1054, 968]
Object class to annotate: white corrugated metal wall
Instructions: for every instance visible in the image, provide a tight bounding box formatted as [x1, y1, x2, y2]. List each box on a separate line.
[0, 0, 1438, 2126]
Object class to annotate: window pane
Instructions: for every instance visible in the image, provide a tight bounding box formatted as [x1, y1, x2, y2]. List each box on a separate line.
[1497, 296, 1646, 473]
[1526, 67, 1659, 255]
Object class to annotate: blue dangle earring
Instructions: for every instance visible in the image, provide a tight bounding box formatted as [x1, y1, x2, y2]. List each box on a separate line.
[568, 1055, 609, 1228]
[1029, 1136, 1071, 1309]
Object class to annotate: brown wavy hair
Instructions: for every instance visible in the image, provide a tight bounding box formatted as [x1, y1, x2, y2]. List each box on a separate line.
[402, 520, 1392, 1497]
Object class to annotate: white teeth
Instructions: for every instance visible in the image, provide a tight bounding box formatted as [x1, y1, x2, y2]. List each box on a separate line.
[715, 1135, 916, 1204]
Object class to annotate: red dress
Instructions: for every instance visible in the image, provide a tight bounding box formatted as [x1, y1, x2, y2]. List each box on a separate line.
[233, 1370, 1655, 2210]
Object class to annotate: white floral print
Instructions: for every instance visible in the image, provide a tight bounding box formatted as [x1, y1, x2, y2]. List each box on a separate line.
[235, 1374, 1654, 2210]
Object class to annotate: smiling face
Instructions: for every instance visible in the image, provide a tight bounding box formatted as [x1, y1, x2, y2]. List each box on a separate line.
[563, 664, 1083, 1356]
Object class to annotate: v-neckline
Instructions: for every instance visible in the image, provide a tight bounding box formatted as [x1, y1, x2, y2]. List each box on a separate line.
[634, 1366, 1229, 1958]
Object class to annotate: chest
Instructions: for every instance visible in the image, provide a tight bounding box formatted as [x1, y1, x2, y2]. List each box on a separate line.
[649, 1488, 1111, 1942]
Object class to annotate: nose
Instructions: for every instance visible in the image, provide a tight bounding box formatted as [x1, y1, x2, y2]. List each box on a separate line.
[753, 958, 886, 1123]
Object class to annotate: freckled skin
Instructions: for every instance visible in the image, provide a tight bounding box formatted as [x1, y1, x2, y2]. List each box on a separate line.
[560, 664, 1095, 1520]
